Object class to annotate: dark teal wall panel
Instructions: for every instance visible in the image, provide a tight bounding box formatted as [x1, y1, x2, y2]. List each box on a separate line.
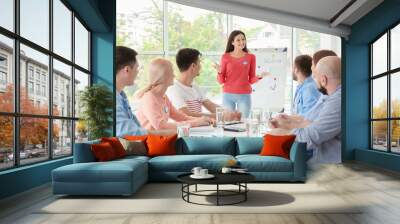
[344, 44, 370, 159]
[355, 149, 400, 172]
[65, 0, 110, 32]
[0, 158, 72, 199]
[345, 0, 400, 170]
[92, 32, 114, 87]
[91, 0, 116, 135]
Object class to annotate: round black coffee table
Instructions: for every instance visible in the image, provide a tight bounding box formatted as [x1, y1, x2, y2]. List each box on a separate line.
[177, 173, 255, 206]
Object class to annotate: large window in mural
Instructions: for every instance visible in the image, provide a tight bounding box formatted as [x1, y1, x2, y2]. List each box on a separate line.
[371, 23, 400, 153]
[0, 0, 91, 170]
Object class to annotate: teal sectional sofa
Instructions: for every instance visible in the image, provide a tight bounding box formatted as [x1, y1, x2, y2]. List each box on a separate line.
[52, 137, 306, 196]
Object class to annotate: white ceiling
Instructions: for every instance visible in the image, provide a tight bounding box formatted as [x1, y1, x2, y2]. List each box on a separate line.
[224, 0, 352, 24]
[222, 0, 383, 26]
[169, 0, 384, 37]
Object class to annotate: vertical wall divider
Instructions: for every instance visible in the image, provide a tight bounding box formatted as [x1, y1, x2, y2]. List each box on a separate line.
[71, 12, 76, 155]
[387, 30, 391, 152]
[13, 0, 21, 167]
[369, 45, 373, 149]
[49, 0, 54, 160]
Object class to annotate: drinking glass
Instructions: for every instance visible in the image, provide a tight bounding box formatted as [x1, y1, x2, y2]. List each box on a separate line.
[251, 108, 262, 124]
[249, 119, 260, 137]
[244, 118, 259, 137]
[260, 109, 272, 134]
[177, 122, 190, 138]
[216, 107, 224, 127]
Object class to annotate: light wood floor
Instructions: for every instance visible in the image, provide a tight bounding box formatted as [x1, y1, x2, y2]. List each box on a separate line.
[1, 162, 400, 224]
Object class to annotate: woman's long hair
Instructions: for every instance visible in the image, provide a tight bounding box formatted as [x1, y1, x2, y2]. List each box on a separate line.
[135, 58, 172, 98]
[225, 30, 248, 53]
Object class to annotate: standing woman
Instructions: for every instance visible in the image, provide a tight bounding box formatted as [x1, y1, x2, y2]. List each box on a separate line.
[214, 30, 266, 118]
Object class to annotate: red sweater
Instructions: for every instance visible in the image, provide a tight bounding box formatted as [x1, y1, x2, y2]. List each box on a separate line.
[217, 53, 260, 94]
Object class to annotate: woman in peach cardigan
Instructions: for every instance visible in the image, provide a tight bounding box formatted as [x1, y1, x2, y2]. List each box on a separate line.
[135, 58, 212, 130]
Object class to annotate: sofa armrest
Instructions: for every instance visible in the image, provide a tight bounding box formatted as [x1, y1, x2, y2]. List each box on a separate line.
[73, 140, 100, 163]
[289, 141, 307, 181]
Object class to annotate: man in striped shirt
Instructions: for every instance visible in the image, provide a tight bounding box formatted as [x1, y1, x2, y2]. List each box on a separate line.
[166, 48, 240, 120]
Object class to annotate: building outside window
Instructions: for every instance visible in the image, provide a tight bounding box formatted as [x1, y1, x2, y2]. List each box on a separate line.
[28, 67, 34, 80]
[35, 70, 40, 81]
[41, 85, 46, 97]
[41, 73, 46, 83]
[0, 54, 7, 89]
[28, 81, 34, 94]
[0, 71, 6, 84]
[35, 83, 40, 95]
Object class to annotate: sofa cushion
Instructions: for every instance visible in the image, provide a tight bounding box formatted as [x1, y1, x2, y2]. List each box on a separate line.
[119, 138, 147, 156]
[101, 137, 127, 158]
[73, 139, 100, 163]
[147, 134, 178, 157]
[236, 155, 293, 172]
[176, 137, 236, 155]
[52, 158, 147, 183]
[124, 135, 148, 142]
[114, 155, 150, 164]
[149, 154, 235, 172]
[260, 134, 296, 159]
[91, 142, 118, 161]
[236, 137, 263, 155]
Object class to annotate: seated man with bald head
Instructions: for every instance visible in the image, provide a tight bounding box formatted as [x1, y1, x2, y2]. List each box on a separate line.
[269, 56, 342, 164]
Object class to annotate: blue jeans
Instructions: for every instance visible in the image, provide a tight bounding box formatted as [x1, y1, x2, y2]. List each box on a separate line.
[222, 93, 251, 118]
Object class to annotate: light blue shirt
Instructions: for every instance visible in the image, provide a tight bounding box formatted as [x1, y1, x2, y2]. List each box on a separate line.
[293, 85, 341, 164]
[293, 76, 321, 116]
[116, 91, 147, 137]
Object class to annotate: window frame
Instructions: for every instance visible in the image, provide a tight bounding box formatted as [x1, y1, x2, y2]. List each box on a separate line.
[370, 20, 400, 154]
[0, 0, 92, 171]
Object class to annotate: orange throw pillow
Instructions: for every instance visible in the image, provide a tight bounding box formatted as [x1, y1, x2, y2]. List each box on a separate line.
[124, 135, 148, 142]
[91, 142, 117, 161]
[101, 137, 126, 158]
[146, 134, 177, 157]
[260, 134, 296, 159]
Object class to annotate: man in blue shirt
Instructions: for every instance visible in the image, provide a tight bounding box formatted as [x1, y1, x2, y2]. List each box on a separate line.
[293, 55, 321, 116]
[116, 46, 175, 137]
[116, 46, 148, 137]
[269, 56, 342, 164]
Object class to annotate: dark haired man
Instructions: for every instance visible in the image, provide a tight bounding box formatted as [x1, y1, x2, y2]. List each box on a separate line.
[293, 54, 321, 116]
[116, 46, 174, 136]
[167, 48, 240, 120]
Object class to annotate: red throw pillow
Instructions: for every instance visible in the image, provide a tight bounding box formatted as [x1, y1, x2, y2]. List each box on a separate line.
[146, 134, 177, 157]
[259, 134, 296, 159]
[91, 142, 117, 161]
[101, 137, 126, 158]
